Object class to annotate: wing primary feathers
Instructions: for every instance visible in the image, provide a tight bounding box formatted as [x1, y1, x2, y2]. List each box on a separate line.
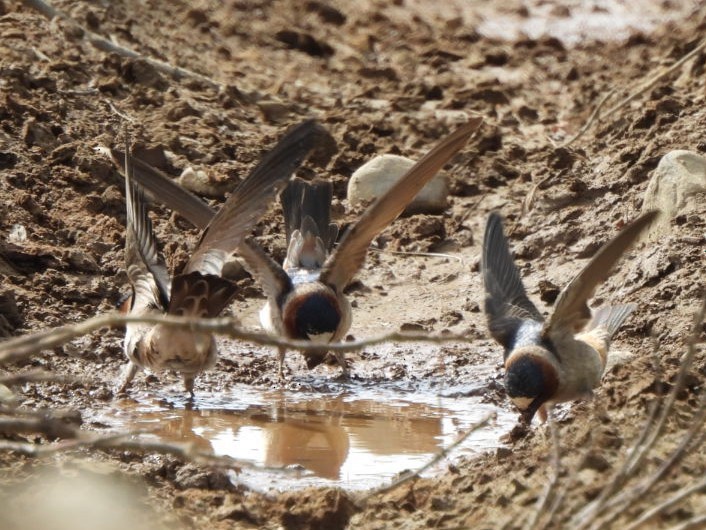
[481, 212, 543, 350]
[546, 210, 659, 334]
[123, 130, 171, 310]
[110, 148, 215, 230]
[319, 117, 483, 292]
[186, 119, 328, 274]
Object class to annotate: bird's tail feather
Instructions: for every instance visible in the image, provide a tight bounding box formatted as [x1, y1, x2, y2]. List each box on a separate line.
[587, 304, 637, 338]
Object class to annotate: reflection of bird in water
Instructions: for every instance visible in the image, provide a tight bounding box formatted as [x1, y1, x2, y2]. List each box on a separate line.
[261, 420, 349, 480]
[144, 408, 215, 455]
[120, 393, 446, 481]
[341, 399, 443, 455]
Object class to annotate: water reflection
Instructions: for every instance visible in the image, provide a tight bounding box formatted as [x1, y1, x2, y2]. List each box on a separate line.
[100, 387, 514, 489]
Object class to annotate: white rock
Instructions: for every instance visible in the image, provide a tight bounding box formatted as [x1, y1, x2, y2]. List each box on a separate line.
[642, 150, 706, 238]
[177, 166, 222, 198]
[347, 154, 449, 214]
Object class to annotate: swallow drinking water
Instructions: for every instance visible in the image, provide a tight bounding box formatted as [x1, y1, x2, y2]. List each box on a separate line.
[111, 118, 483, 378]
[118, 120, 323, 395]
[236, 118, 483, 377]
[481, 210, 658, 423]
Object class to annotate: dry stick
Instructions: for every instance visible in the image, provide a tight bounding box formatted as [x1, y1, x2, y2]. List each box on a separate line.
[0, 312, 474, 364]
[0, 417, 296, 474]
[562, 39, 706, 148]
[665, 513, 706, 530]
[572, 320, 693, 530]
[623, 297, 706, 475]
[367, 247, 465, 263]
[559, 89, 618, 148]
[624, 475, 706, 530]
[582, 298, 706, 530]
[593, 388, 706, 530]
[0, 369, 80, 386]
[355, 412, 495, 506]
[524, 409, 562, 530]
[22, 0, 221, 90]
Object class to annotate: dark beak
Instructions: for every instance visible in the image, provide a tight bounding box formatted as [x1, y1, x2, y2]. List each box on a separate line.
[520, 397, 544, 424]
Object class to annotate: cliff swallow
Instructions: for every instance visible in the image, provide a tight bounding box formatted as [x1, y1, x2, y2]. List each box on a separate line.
[482, 210, 658, 423]
[237, 118, 483, 377]
[113, 118, 483, 378]
[118, 120, 323, 395]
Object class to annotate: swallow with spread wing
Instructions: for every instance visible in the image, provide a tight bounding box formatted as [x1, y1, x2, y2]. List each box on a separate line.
[118, 120, 324, 395]
[237, 118, 483, 377]
[481, 210, 658, 423]
[109, 118, 483, 378]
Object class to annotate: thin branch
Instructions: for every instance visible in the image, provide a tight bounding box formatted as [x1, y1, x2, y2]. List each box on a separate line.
[560, 88, 618, 148]
[0, 312, 474, 364]
[354, 412, 495, 506]
[22, 0, 222, 90]
[573, 298, 705, 530]
[625, 475, 706, 530]
[578, 297, 706, 530]
[0, 369, 80, 386]
[664, 513, 706, 530]
[524, 408, 561, 530]
[561, 39, 706, 147]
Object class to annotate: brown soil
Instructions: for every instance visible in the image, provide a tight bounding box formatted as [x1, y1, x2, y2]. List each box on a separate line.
[1, 0, 705, 528]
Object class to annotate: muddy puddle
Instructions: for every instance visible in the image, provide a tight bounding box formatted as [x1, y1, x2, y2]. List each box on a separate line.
[94, 384, 516, 491]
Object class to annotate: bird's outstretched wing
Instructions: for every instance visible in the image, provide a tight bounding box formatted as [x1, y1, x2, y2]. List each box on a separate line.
[186, 119, 328, 276]
[481, 212, 544, 350]
[545, 210, 658, 335]
[319, 118, 483, 292]
[123, 134, 171, 312]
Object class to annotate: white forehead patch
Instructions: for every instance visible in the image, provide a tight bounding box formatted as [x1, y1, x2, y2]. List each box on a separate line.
[307, 331, 334, 343]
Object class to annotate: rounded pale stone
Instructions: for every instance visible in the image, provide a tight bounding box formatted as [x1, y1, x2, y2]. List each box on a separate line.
[347, 154, 449, 214]
[641, 150, 706, 239]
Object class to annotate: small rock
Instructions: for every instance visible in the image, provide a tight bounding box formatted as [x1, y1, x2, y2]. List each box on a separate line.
[22, 118, 57, 150]
[177, 166, 224, 198]
[347, 154, 449, 214]
[0, 290, 23, 329]
[8, 224, 27, 243]
[257, 99, 291, 123]
[641, 150, 706, 239]
[165, 101, 199, 122]
[67, 250, 100, 273]
[538, 279, 560, 304]
[174, 463, 232, 490]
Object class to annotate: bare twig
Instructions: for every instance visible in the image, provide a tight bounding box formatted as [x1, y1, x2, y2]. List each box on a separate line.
[574, 297, 706, 530]
[561, 39, 706, 147]
[524, 408, 561, 530]
[355, 412, 495, 506]
[665, 513, 706, 530]
[560, 88, 618, 148]
[625, 475, 706, 530]
[22, 0, 222, 90]
[0, 369, 80, 386]
[0, 312, 474, 364]
[571, 297, 706, 530]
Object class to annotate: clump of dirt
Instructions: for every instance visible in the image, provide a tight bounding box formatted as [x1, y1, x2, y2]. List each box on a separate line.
[1, 0, 705, 529]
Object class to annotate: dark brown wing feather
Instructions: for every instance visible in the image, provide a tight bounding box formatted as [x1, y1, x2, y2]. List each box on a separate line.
[482, 212, 544, 349]
[168, 272, 238, 317]
[545, 210, 658, 334]
[237, 238, 293, 301]
[186, 119, 328, 274]
[123, 136, 171, 310]
[110, 148, 215, 230]
[319, 117, 483, 292]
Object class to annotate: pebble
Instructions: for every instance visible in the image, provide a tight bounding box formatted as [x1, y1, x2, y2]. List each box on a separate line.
[641, 150, 706, 239]
[347, 154, 449, 214]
